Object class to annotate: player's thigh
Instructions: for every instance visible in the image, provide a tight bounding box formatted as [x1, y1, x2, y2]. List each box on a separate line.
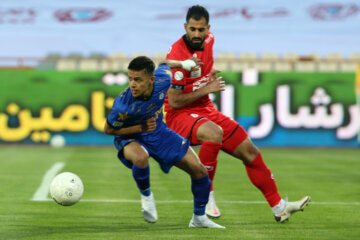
[166, 111, 205, 142]
[207, 110, 240, 141]
[123, 142, 149, 167]
[196, 120, 223, 143]
[175, 147, 207, 179]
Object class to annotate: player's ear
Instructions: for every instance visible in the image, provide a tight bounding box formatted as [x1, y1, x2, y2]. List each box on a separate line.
[207, 24, 211, 31]
[184, 23, 187, 30]
[150, 76, 155, 83]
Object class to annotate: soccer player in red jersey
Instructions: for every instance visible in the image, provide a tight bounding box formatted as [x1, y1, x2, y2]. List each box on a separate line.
[164, 5, 310, 222]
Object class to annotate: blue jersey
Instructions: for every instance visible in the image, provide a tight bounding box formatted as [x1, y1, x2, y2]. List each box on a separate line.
[107, 63, 189, 173]
[107, 63, 172, 136]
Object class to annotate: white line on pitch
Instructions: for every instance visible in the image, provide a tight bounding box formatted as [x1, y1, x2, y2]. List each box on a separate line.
[31, 162, 65, 201]
[32, 198, 360, 205]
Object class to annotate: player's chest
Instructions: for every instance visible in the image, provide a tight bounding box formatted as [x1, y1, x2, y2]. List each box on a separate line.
[188, 51, 213, 79]
[122, 92, 165, 119]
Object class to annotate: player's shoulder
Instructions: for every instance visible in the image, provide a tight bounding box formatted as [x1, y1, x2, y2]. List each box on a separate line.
[155, 64, 172, 79]
[154, 64, 172, 89]
[205, 32, 215, 45]
[114, 87, 131, 105]
[167, 36, 188, 59]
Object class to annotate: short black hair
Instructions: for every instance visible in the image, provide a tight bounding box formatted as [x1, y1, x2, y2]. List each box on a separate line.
[128, 56, 155, 76]
[186, 5, 209, 24]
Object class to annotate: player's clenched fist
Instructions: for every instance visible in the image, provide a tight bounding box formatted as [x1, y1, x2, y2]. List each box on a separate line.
[142, 117, 157, 132]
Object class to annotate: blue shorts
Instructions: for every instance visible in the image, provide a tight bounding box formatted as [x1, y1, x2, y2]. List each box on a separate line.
[114, 124, 190, 173]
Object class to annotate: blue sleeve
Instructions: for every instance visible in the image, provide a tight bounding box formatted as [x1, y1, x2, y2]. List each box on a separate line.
[154, 64, 172, 90]
[107, 97, 125, 128]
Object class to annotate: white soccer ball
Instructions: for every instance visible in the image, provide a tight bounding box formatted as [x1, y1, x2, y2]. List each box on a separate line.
[50, 172, 84, 206]
[50, 135, 66, 148]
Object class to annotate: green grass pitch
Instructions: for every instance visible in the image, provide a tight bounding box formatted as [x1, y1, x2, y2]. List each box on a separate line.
[0, 146, 359, 239]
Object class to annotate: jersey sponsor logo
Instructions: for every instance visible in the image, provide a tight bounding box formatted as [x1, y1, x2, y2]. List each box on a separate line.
[159, 92, 165, 100]
[174, 71, 183, 81]
[190, 113, 199, 118]
[192, 74, 210, 91]
[112, 121, 124, 127]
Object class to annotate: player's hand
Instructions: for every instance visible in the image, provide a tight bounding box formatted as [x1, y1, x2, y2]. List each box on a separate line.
[205, 76, 225, 93]
[210, 68, 221, 81]
[181, 58, 203, 71]
[142, 117, 157, 132]
[189, 57, 204, 71]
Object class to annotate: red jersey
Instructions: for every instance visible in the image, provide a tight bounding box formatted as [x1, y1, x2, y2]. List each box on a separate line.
[164, 32, 215, 112]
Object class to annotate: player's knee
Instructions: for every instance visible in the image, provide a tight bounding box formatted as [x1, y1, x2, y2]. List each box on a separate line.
[212, 125, 224, 142]
[132, 153, 149, 168]
[246, 144, 260, 163]
[196, 164, 208, 178]
[189, 162, 208, 179]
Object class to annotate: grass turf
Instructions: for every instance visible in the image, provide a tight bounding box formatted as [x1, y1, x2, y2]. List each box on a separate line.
[0, 146, 359, 239]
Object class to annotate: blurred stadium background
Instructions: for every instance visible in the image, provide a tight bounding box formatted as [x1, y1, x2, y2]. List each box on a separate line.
[0, 0, 359, 147]
[0, 0, 360, 239]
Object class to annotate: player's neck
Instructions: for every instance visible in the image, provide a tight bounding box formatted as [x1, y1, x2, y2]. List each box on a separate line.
[137, 85, 154, 101]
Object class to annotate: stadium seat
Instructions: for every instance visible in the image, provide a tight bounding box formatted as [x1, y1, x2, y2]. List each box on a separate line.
[294, 62, 316, 72]
[217, 52, 236, 60]
[109, 52, 128, 71]
[37, 61, 57, 70]
[282, 52, 299, 61]
[56, 59, 79, 71]
[349, 53, 360, 61]
[317, 62, 338, 72]
[110, 52, 128, 60]
[78, 59, 101, 71]
[304, 52, 322, 61]
[153, 52, 167, 65]
[261, 52, 278, 61]
[339, 62, 358, 72]
[89, 52, 107, 58]
[67, 52, 84, 59]
[110, 60, 130, 71]
[37, 53, 62, 70]
[326, 52, 343, 61]
[213, 61, 230, 71]
[98, 59, 112, 72]
[132, 52, 150, 58]
[230, 62, 251, 72]
[274, 62, 293, 72]
[252, 62, 273, 72]
[45, 52, 62, 60]
[239, 52, 257, 61]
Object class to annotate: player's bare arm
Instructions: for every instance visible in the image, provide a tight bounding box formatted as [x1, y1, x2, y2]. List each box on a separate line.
[104, 117, 157, 136]
[160, 57, 203, 71]
[168, 76, 225, 110]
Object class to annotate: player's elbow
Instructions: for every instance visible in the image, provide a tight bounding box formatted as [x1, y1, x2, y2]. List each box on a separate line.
[103, 122, 113, 135]
[168, 99, 182, 110]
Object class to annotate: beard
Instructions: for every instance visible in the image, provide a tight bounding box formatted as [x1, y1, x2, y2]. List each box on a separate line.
[188, 37, 205, 51]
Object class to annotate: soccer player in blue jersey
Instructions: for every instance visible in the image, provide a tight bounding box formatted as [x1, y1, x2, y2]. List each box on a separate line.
[104, 56, 224, 228]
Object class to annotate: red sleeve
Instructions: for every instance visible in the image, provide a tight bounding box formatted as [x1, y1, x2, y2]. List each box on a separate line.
[166, 41, 191, 89]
